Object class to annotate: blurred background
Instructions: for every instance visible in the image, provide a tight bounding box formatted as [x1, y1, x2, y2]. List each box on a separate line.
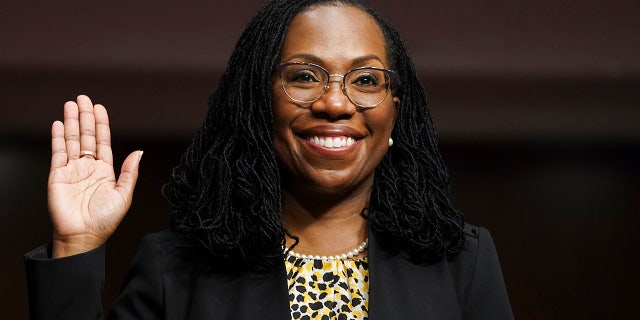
[1, 0, 638, 318]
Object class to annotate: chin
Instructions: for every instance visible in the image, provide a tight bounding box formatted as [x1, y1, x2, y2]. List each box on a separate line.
[303, 170, 374, 196]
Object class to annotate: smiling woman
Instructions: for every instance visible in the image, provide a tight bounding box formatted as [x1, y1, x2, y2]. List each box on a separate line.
[24, 0, 513, 319]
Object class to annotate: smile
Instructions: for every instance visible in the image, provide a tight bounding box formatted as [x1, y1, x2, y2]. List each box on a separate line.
[307, 136, 356, 148]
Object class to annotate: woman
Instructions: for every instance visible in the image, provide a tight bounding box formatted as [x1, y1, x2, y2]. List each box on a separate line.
[25, 0, 513, 319]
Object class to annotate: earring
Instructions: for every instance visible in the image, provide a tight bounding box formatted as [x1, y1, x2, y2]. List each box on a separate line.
[388, 137, 394, 147]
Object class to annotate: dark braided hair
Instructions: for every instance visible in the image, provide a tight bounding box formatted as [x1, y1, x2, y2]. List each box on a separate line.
[164, 0, 465, 269]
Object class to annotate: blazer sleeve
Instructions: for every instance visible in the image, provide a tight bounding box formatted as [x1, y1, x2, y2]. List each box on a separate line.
[24, 244, 106, 320]
[462, 227, 514, 320]
[24, 235, 166, 320]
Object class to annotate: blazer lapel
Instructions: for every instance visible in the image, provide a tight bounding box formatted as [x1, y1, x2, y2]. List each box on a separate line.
[368, 234, 463, 320]
[185, 259, 291, 319]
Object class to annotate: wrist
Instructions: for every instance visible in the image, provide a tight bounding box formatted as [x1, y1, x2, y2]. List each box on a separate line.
[52, 234, 104, 258]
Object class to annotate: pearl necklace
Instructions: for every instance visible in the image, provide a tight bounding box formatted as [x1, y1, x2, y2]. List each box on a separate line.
[284, 238, 369, 261]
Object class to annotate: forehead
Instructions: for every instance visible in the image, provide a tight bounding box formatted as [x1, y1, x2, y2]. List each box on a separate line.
[280, 4, 388, 67]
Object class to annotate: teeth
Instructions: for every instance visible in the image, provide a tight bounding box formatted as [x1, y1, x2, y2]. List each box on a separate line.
[308, 136, 355, 148]
[326, 138, 334, 148]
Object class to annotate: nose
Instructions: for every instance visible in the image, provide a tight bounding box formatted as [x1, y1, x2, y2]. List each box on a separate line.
[309, 80, 357, 119]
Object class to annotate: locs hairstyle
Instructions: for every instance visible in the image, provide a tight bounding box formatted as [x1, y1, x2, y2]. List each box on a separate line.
[164, 0, 465, 269]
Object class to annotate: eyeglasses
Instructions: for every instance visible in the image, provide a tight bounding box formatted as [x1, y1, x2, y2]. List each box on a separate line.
[275, 62, 398, 109]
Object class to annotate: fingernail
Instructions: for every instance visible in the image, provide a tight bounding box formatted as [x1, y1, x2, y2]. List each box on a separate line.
[139, 151, 144, 161]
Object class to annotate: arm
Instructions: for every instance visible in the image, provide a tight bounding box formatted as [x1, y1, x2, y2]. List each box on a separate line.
[25, 245, 106, 320]
[462, 227, 514, 320]
[24, 234, 166, 320]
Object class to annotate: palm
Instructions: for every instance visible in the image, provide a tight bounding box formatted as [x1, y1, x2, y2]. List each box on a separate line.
[49, 159, 125, 239]
[47, 95, 142, 257]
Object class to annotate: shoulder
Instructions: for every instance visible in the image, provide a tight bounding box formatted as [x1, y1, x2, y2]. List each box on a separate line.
[368, 223, 512, 318]
[463, 223, 491, 246]
[461, 223, 496, 259]
[124, 229, 204, 279]
[139, 229, 190, 249]
[452, 223, 501, 275]
[133, 229, 198, 264]
[390, 222, 504, 307]
[369, 222, 497, 275]
[134, 230, 240, 275]
[455, 223, 513, 318]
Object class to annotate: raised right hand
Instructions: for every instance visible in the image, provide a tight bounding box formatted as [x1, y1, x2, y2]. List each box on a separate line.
[48, 95, 143, 258]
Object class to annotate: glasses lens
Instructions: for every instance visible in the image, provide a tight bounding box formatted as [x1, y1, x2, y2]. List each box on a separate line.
[345, 68, 390, 108]
[281, 64, 327, 103]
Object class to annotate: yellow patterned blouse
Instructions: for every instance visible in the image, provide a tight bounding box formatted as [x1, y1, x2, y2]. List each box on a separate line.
[285, 255, 369, 320]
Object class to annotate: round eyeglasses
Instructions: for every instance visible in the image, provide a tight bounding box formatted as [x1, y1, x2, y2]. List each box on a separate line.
[275, 62, 398, 109]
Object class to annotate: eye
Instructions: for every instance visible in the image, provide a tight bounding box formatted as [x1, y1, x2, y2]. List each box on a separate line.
[350, 71, 381, 87]
[287, 69, 321, 83]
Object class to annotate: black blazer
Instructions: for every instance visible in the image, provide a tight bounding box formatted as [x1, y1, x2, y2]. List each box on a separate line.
[25, 224, 513, 319]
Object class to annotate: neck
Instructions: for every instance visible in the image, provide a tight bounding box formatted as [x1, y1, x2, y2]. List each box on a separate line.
[281, 184, 370, 257]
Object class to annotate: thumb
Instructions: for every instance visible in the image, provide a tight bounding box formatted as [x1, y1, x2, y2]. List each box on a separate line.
[116, 150, 143, 203]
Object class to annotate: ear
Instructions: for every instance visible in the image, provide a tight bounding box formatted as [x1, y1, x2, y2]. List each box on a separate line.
[392, 97, 400, 126]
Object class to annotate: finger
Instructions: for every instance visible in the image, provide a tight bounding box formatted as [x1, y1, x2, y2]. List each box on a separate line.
[63, 100, 80, 159]
[50, 121, 68, 171]
[115, 151, 144, 207]
[77, 95, 97, 158]
[94, 104, 113, 166]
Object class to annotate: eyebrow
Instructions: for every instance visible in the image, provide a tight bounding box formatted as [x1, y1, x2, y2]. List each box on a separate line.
[281, 53, 386, 68]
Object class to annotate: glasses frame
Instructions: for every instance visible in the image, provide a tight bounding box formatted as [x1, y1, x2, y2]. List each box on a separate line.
[275, 61, 398, 109]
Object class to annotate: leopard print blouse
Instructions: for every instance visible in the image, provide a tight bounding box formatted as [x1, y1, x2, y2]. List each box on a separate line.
[285, 255, 369, 320]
